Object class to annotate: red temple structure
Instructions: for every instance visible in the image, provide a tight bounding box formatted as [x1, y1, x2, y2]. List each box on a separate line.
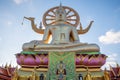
[109, 64, 120, 80]
[0, 64, 15, 80]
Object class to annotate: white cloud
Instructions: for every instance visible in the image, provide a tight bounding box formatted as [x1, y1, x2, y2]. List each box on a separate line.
[13, 0, 24, 4]
[0, 37, 2, 42]
[13, 0, 32, 5]
[7, 21, 13, 25]
[107, 53, 117, 62]
[0, 37, 2, 45]
[99, 30, 120, 44]
[102, 61, 116, 70]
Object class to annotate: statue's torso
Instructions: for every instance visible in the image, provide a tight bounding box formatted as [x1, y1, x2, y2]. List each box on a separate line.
[49, 24, 73, 44]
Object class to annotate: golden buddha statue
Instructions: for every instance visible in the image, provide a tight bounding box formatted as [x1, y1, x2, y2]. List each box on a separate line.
[22, 4, 99, 52]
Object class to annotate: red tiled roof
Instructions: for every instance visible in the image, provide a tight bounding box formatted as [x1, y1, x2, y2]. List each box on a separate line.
[0, 66, 15, 80]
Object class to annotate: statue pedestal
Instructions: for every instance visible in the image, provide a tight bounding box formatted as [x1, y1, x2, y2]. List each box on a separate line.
[15, 51, 107, 80]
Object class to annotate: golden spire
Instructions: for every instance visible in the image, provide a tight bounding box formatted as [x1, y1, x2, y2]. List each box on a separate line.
[31, 67, 36, 80]
[12, 67, 18, 80]
[104, 67, 110, 80]
[85, 67, 92, 80]
[116, 63, 119, 68]
[5, 63, 8, 68]
[9, 63, 11, 68]
[6, 64, 11, 76]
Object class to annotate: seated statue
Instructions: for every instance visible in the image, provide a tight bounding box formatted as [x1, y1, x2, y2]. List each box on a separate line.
[22, 4, 99, 52]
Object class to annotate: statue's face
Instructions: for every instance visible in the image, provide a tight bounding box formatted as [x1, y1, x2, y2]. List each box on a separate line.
[55, 8, 67, 22]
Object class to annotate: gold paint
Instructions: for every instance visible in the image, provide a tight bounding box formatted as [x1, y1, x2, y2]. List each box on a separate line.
[36, 68, 48, 71]
[104, 68, 110, 80]
[20, 68, 34, 72]
[85, 68, 92, 80]
[11, 68, 18, 80]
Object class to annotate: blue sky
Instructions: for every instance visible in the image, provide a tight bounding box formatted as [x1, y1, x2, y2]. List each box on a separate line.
[0, 0, 120, 69]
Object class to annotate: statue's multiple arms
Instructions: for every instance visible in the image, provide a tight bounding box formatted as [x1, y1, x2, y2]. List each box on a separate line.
[77, 21, 94, 34]
[24, 17, 44, 34]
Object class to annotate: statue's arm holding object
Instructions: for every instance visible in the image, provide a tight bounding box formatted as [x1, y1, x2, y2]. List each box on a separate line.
[77, 21, 94, 34]
[24, 17, 44, 34]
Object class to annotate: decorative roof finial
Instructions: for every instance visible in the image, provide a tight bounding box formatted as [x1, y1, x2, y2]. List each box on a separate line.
[59, 2, 63, 9]
[60, 2, 62, 7]
[5, 63, 8, 68]
[116, 63, 119, 67]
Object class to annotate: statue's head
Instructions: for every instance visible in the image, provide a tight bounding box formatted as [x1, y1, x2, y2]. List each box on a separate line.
[55, 3, 67, 22]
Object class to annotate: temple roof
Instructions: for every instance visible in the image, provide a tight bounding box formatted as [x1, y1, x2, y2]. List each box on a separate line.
[109, 65, 120, 79]
[0, 66, 15, 80]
